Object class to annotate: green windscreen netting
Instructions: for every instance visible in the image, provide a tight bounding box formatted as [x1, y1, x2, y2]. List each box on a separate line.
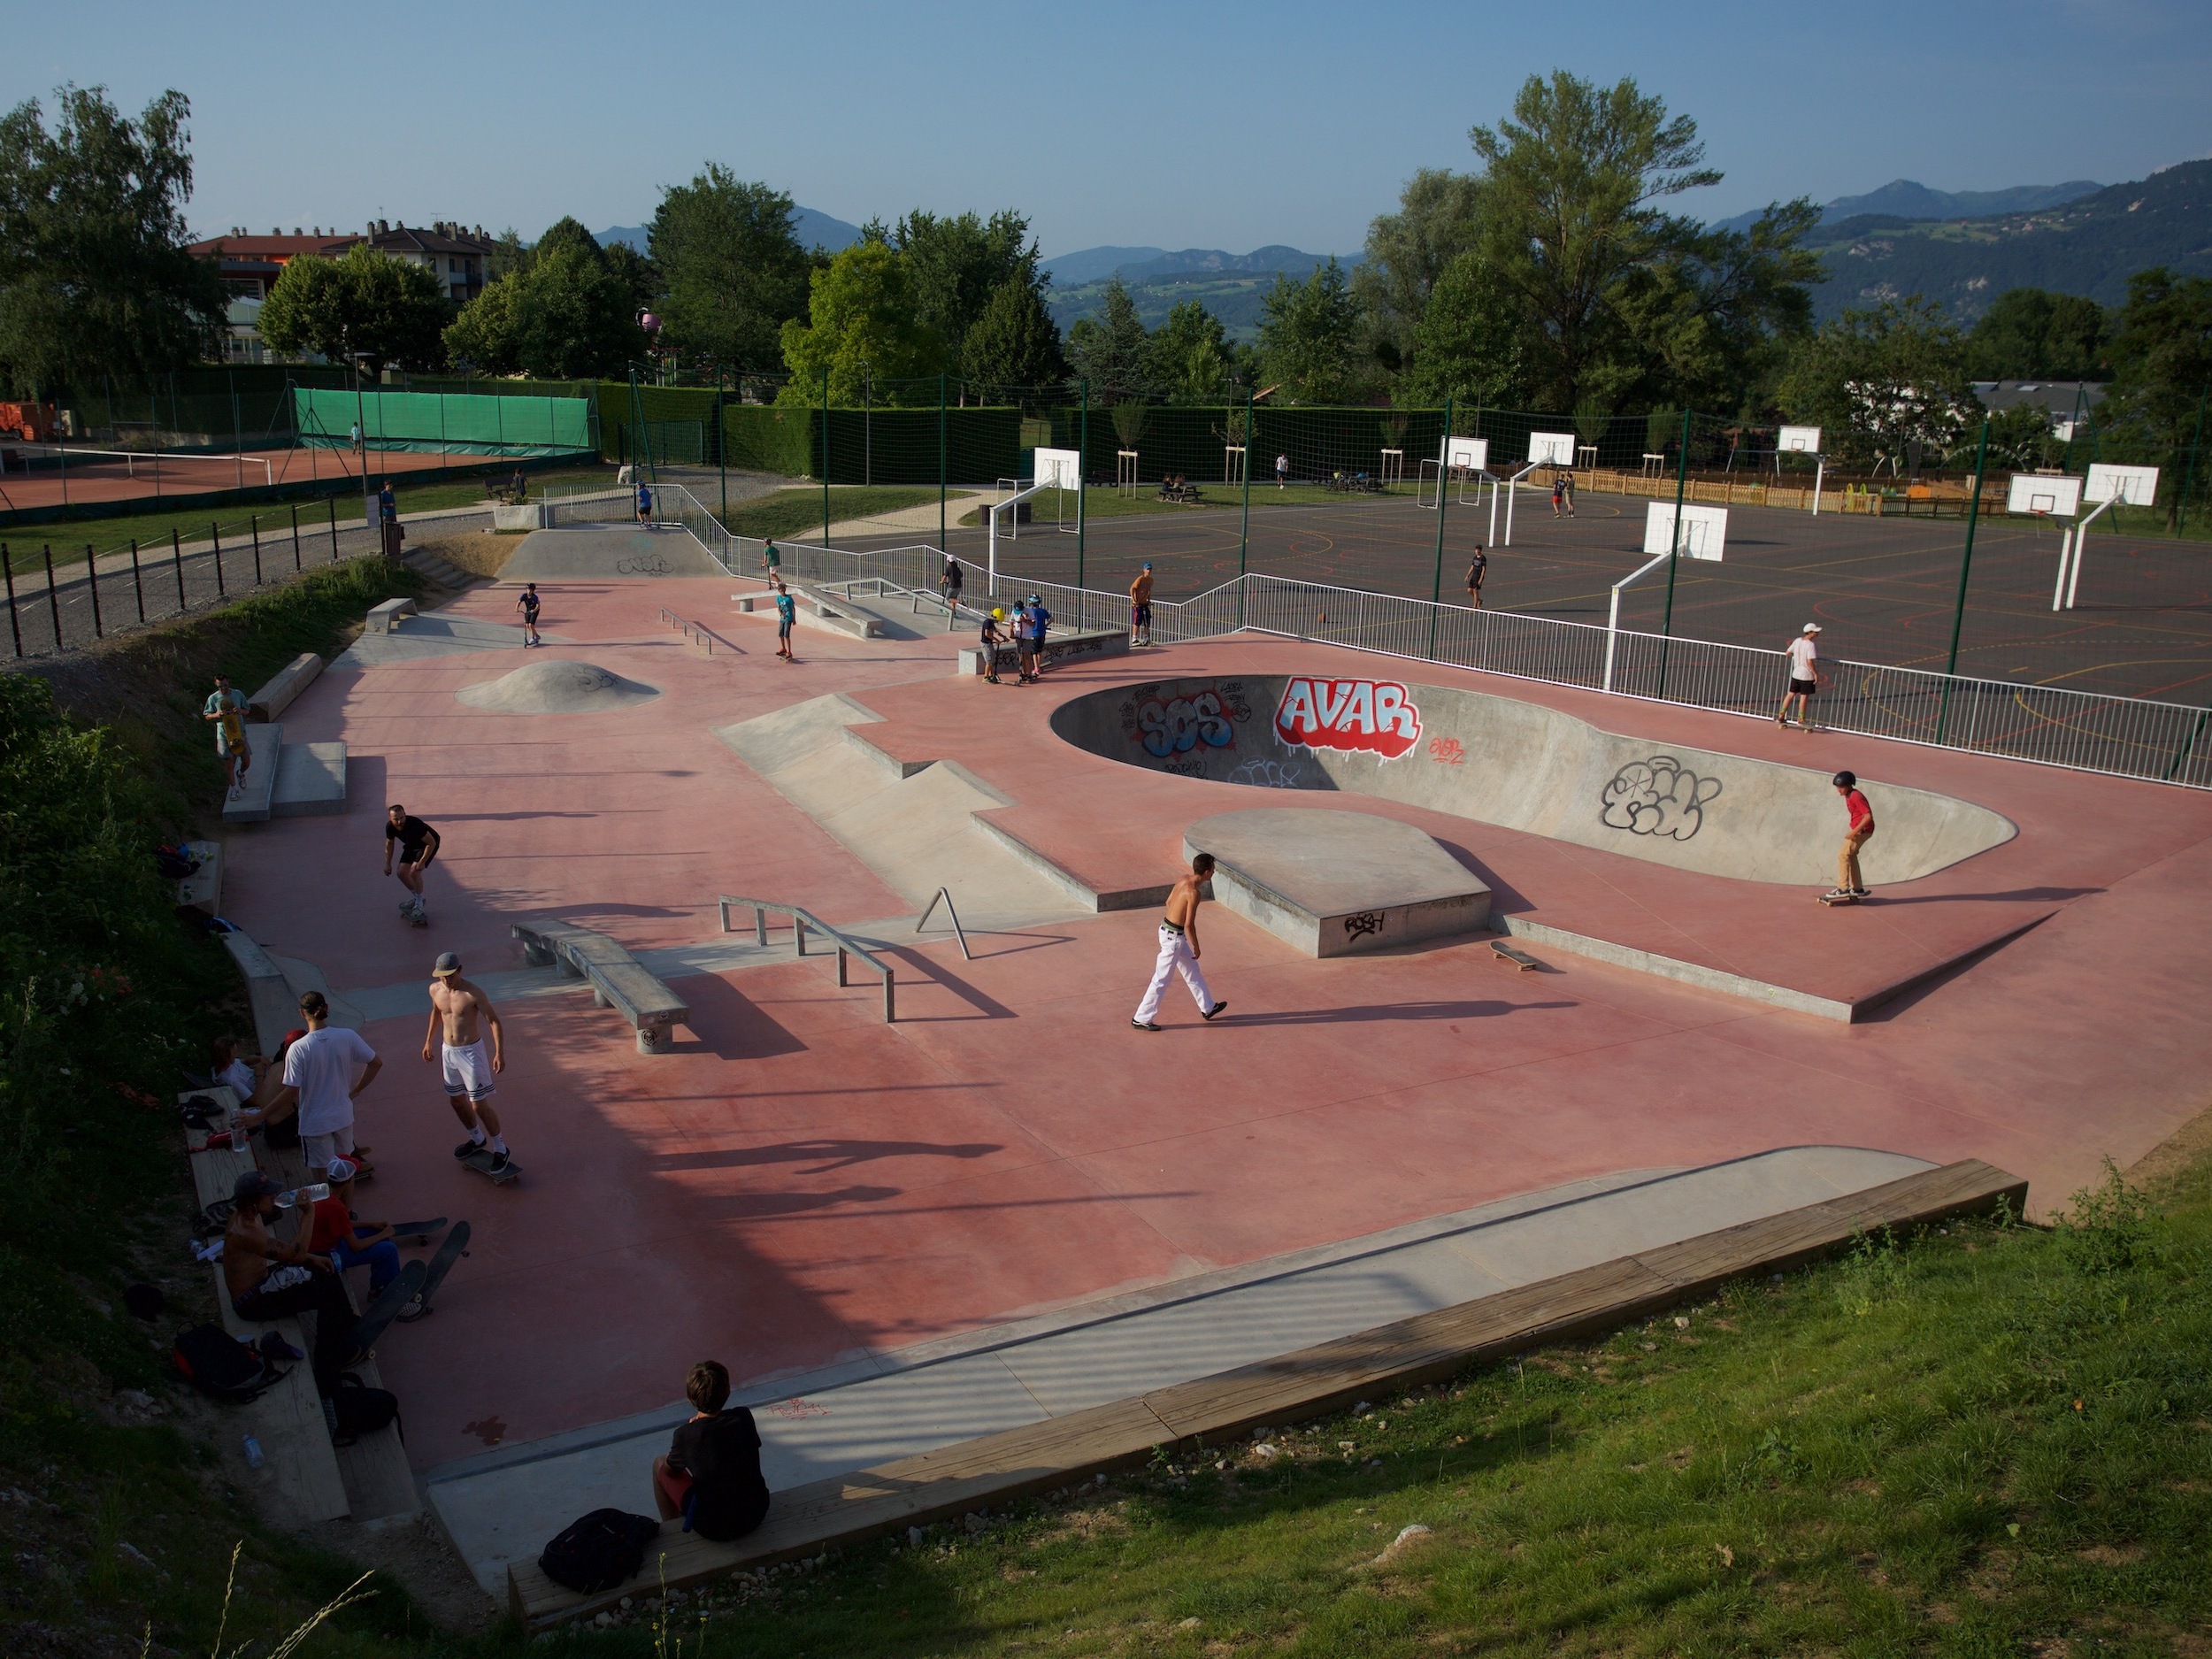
[292, 388, 595, 456]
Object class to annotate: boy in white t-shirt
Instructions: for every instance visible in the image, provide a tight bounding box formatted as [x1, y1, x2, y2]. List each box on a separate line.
[1776, 623, 1824, 730]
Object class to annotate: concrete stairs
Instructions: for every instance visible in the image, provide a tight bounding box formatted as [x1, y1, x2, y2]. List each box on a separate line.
[403, 546, 475, 588]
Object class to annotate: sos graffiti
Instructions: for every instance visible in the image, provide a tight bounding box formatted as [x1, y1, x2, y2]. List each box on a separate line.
[1136, 687, 1236, 757]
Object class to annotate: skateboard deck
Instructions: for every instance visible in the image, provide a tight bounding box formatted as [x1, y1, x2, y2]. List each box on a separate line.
[350, 1259, 427, 1355]
[386, 1217, 448, 1243]
[1817, 891, 1861, 907]
[399, 1220, 471, 1319]
[460, 1147, 520, 1186]
[1490, 939, 1541, 972]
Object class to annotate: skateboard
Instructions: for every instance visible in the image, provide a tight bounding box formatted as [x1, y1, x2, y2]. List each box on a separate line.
[349, 1259, 428, 1356]
[459, 1146, 520, 1186]
[385, 1217, 448, 1245]
[1817, 890, 1863, 907]
[1491, 939, 1541, 972]
[396, 1220, 470, 1321]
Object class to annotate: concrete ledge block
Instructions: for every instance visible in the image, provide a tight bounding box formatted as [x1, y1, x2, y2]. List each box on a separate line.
[493, 503, 552, 531]
[365, 597, 415, 635]
[220, 725, 282, 824]
[249, 652, 324, 721]
[271, 741, 348, 818]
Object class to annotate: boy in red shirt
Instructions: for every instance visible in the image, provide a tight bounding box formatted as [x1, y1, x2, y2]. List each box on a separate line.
[1828, 770, 1875, 902]
[306, 1157, 410, 1310]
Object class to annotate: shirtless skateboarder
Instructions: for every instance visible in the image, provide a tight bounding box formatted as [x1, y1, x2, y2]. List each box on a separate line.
[421, 951, 512, 1172]
[1132, 852, 1229, 1031]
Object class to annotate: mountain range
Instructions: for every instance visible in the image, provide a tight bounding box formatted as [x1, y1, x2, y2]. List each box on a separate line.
[1040, 245, 1355, 339]
[595, 204, 862, 256]
[1709, 178, 2104, 236]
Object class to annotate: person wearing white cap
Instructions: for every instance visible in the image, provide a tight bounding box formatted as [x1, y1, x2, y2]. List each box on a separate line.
[1777, 623, 1824, 730]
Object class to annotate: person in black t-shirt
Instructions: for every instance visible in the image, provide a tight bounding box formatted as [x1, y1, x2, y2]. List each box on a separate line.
[383, 805, 441, 925]
[652, 1361, 770, 1540]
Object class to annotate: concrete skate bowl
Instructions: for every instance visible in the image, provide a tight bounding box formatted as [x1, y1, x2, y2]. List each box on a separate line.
[456, 659, 661, 714]
[1050, 675, 2016, 886]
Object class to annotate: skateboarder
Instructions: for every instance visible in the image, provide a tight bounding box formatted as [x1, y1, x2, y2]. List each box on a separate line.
[1132, 852, 1229, 1031]
[979, 606, 1008, 684]
[383, 805, 441, 925]
[204, 673, 251, 796]
[772, 580, 796, 661]
[1777, 623, 1824, 730]
[1010, 600, 1037, 683]
[635, 479, 653, 525]
[1465, 546, 1487, 610]
[651, 1360, 771, 1541]
[307, 1157, 404, 1302]
[1130, 563, 1154, 646]
[1027, 594, 1052, 673]
[225, 1169, 364, 1392]
[1826, 770, 1876, 903]
[515, 581, 541, 648]
[422, 951, 511, 1174]
[763, 539, 782, 583]
[940, 552, 963, 614]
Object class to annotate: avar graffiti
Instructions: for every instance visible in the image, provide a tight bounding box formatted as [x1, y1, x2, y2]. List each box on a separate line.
[1600, 756, 1722, 841]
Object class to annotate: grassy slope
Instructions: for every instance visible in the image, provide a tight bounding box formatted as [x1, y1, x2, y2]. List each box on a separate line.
[728, 487, 945, 540]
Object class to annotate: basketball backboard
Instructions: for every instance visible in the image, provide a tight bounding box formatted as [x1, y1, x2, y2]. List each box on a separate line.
[1444, 435, 1488, 472]
[1033, 447, 1081, 491]
[2007, 474, 2083, 518]
[1778, 425, 1822, 453]
[2085, 463, 2159, 505]
[1644, 501, 1728, 561]
[1529, 432, 1577, 466]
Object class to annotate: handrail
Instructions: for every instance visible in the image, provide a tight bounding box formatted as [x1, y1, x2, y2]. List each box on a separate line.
[657, 606, 722, 654]
[718, 895, 896, 1022]
[915, 887, 972, 960]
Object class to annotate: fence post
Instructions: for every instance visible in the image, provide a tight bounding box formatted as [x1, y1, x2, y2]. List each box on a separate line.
[42, 546, 62, 648]
[172, 528, 186, 609]
[211, 523, 225, 596]
[1936, 419, 1993, 743]
[328, 496, 339, 561]
[938, 372, 947, 554]
[250, 515, 263, 585]
[1655, 408, 1693, 698]
[2177, 383, 2208, 534]
[3, 548, 19, 656]
[130, 538, 144, 622]
[291, 503, 302, 572]
[1239, 386, 1252, 580]
[717, 373, 728, 525]
[84, 544, 102, 637]
[1078, 378, 1089, 588]
[1427, 396, 1453, 659]
[821, 371, 831, 544]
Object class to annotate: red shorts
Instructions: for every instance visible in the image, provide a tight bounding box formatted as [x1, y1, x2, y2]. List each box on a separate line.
[656, 1463, 694, 1512]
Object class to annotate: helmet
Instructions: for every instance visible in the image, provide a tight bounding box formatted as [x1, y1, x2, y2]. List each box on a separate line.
[991, 607, 1005, 620]
[1832, 771, 1856, 788]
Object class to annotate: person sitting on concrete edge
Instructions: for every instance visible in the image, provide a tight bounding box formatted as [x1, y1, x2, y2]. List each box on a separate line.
[306, 1157, 410, 1309]
[224, 1169, 365, 1392]
[219, 1031, 306, 1149]
[651, 1360, 771, 1541]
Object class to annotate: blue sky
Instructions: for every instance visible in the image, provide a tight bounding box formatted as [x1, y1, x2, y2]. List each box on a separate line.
[6, 0, 2207, 258]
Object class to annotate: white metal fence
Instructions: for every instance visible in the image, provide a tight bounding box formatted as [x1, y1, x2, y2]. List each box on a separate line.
[542, 480, 2212, 790]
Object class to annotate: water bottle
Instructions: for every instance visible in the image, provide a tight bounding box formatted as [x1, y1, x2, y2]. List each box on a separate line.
[242, 1435, 265, 1470]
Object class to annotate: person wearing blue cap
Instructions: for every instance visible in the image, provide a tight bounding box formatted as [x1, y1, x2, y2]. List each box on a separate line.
[1130, 564, 1154, 646]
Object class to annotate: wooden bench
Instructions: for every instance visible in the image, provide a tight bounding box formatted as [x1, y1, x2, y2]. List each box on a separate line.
[176, 839, 223, 914]
[512, 920, 689, 1054]
[365, 597, 415, 635]
[507, 1156, 2026, 1629]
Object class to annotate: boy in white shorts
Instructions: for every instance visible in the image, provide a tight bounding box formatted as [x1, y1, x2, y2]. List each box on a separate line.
[421, 951, 512, 1172]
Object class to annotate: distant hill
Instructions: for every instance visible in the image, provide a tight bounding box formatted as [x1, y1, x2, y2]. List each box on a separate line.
[1042, 244, 1357, 340]
[1799, 159, 2212, 321]
[595, 205, 863, 257]
[1710, 178, 2103, 237]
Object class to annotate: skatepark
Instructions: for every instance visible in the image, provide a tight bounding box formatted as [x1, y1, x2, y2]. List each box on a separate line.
[205, 518, 2212, 1609]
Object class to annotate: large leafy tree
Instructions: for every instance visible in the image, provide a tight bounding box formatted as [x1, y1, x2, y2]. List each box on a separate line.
[0, 85, 226, 395]
[1401, 250, 1523, 407]
[778, 241, 945, 404]
[1257, 259, 1362, 403]
[1149, 301, 1234, 403]
[258, 244, 448, 372]
[960, 275, 1067, 391]
[1778, 297, 1978, 476]
[1065, 279, 1156, 402]
[1356, 168, 1486, 375]
[2094, 268, 2212, 526]
[896, 210, 1043, 365]
[649, 165, 810, 373]
[443, 220, 646, 378]
[1965, 287, 2108, 380]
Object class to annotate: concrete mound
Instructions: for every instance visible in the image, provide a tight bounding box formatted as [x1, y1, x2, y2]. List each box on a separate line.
[456, 659, 661, 714]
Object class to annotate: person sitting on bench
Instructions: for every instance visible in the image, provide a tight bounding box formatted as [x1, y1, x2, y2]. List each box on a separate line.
[231, 1027, 306, 1149]
[651, 1360, 771, 1541]
[224, 1169, 364, 1393]
[306, 1157, 406, 1304]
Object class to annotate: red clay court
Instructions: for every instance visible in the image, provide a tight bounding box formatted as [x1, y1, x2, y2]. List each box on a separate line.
[0, 443, 472, 514]
[221, 535, 2212, 1483]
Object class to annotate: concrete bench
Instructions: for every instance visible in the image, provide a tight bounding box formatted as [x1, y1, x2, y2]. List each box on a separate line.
[956, 626, 1131, 678]
[365, 597, 415, 635]
[176, 839, 222, 914]
[220, 725, 283, 825]
[248, 652, 324, 721]
[512, 920, 689, 1054]
[220, 928, 300, 1058]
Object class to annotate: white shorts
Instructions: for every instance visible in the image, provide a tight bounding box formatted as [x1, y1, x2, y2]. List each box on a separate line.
[303, 1124, 356, 1167]
[442, 1039, 496, 1101]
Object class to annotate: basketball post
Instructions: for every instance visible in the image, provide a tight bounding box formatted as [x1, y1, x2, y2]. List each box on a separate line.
[1238, 387, 1253, 580]
[1077, 379, 1087, 588]
[1427, 396, 1452, 659]
[1655, 409, 1692, 698]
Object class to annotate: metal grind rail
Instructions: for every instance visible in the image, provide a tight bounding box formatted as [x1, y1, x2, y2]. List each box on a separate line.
[621, 481, 2211, 791]
[656, 606, 729, 655]
[718, 895, 898, 1022]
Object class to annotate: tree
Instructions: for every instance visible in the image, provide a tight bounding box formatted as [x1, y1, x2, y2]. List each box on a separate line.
[1257, 258, 1361, 403]
[442, 273, 521, 374]
[1064, 279, 1156, 402]
[0, 85, 226, 395]
[1964, 287, 2108, 380]
[778, 241, 945, 404]
[649, 165, 811, 373]
[896, 210, 1042, 366]
[443, 245, 643, 380]
[1356, 168, 1486, 373]
[1400, 250, 1523, 407]
[2094, 268, 2212, 526]
[1149, 301, 1234, 403]
[1778, 298, 1978, 476]
[960, 275, 1067, 390]
[258, 244, 449, 372]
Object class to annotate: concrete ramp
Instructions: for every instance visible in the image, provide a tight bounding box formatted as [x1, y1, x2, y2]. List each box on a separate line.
[717, 695, 1091, 930]
[502, 527, 726, 580]
[1051, 675, 2016, 887]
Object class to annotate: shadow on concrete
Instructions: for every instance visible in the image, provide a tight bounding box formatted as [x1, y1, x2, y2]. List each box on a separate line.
[1212, 998, 1574, 1027]
[651, 1139, 1002, 1176]
[1863, 887, 2097, 908]
[668, 975, 803, 1061]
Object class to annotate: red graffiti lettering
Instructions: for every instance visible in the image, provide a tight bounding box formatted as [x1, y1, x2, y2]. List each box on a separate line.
[1272, 678, 1423, 760]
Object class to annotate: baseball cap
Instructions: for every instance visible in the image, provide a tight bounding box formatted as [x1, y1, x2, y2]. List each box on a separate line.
[1142, 562, 1153, 570]
[233, 1169, 283, 1202]
[432, 951, 462, 978]
[1802, 622, 1823, 634]
[326, 1156, 359, 1183]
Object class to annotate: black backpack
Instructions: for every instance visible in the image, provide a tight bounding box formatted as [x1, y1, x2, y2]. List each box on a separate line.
[173, 1324, 286, 1402]
[326, 1376, 401, 1445]
[538, 1508, 663, 1594]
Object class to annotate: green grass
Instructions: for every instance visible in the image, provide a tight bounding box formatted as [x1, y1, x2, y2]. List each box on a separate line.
[727, 486, 947, 541]
[0, 465, 620, 576]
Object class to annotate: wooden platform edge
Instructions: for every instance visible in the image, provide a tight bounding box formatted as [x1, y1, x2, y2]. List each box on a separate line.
[507, 1157, 2024, 1629]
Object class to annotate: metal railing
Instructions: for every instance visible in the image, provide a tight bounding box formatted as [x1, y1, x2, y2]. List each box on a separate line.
[718, 895, 898, 1022]
[611, 482, 2212, 791]
[915, 888, 972, 960]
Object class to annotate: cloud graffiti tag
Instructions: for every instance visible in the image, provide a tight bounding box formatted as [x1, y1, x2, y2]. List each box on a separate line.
[1599, 756, 1722, 841]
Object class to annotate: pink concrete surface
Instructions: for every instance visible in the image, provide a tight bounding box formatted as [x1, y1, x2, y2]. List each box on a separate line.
[221, 574, 2212, 1468]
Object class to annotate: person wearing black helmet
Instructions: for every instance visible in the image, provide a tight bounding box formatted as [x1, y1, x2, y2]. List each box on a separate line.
[1824, 770, 1876, 903]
